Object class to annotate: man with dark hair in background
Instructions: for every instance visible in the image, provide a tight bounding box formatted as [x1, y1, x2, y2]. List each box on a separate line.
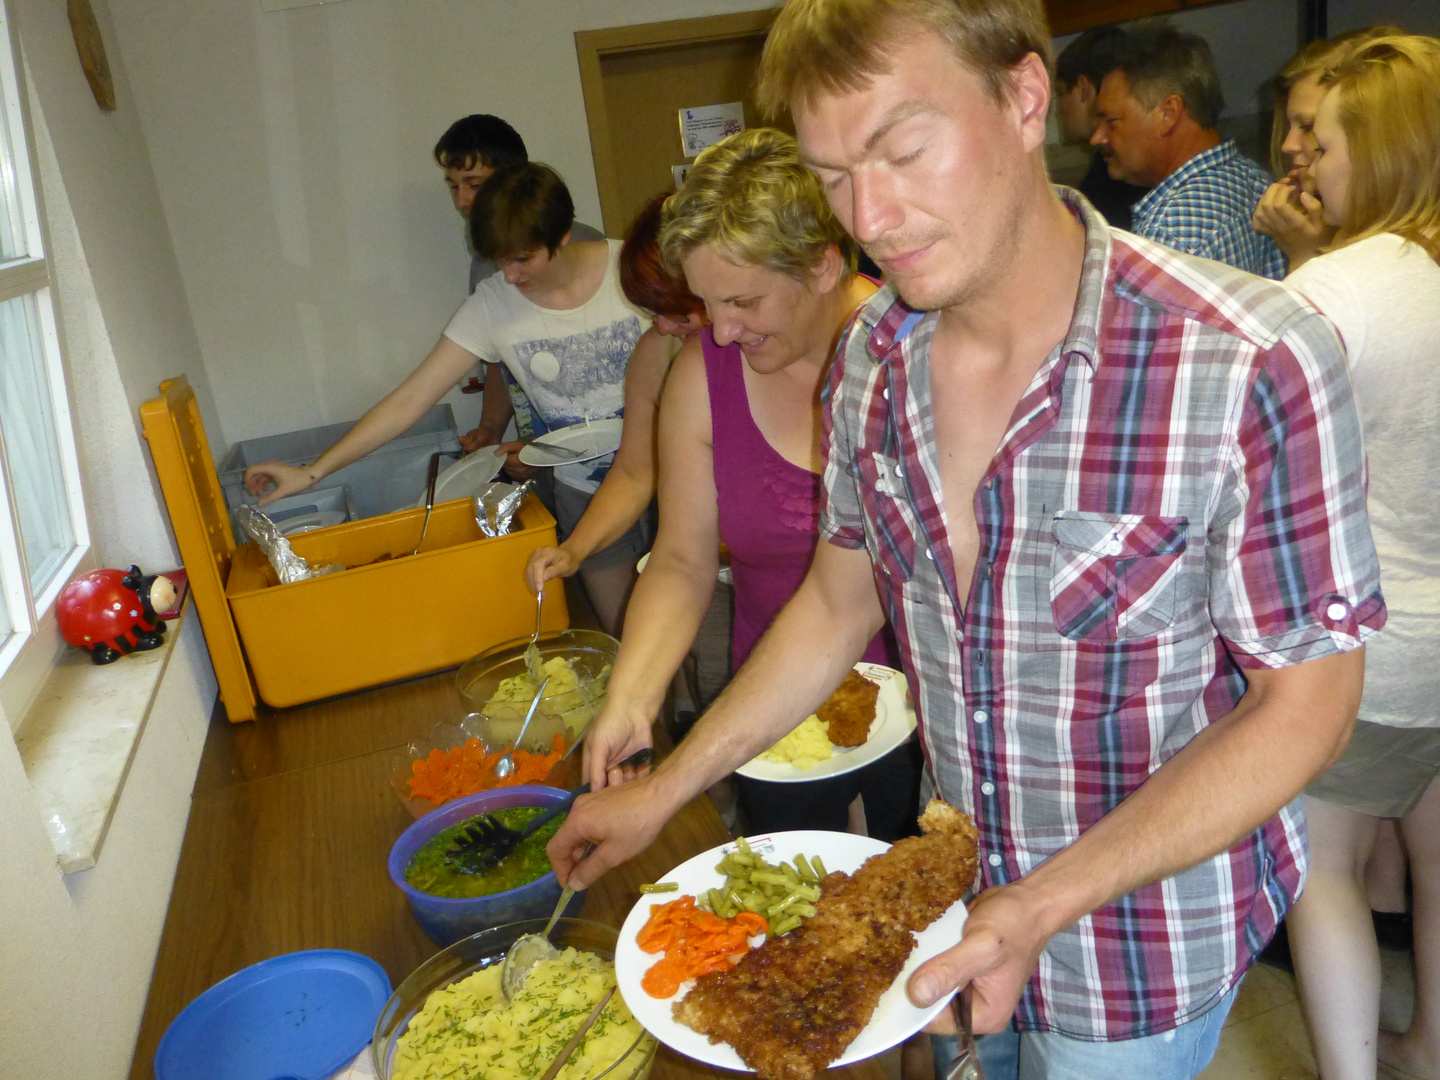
[1053, 26, 1150, 229]
[1092, 25, 1284, 277]
[432, 114, 606, 451]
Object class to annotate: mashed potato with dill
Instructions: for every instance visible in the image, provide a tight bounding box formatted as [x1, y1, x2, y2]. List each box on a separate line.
[482, 652, 611, 749]
[392, 947, 651, 1080]
[757, 714, 833, 769]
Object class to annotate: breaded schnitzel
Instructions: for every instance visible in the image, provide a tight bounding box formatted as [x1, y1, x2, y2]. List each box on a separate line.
[816, 669, 881, 747]
[672, 801, 978, 1080]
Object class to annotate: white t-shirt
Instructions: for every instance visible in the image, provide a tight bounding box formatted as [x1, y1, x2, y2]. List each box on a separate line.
[1287, 233, 1440, 728]
[444, 239, 648, 493]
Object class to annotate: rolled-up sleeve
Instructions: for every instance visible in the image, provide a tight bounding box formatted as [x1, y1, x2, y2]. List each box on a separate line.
[820, 323, 869, 550]
[1211, 308, 1386, 667]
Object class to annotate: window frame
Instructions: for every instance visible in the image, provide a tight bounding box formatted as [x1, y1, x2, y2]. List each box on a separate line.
[0, 0, 92, 726]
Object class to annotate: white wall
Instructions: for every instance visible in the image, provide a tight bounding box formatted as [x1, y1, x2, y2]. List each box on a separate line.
[0, 0, 219, 1075]
[106, 0, 779, 453]
[0, 617, 213, 1080]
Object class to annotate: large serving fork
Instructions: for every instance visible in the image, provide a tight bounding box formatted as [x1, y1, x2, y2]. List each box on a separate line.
[944, 984, 985, 1080]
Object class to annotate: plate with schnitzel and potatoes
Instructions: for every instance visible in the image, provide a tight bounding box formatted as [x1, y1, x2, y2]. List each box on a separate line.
[734, 663, 917, 783]
[614, 802, 979, 1080]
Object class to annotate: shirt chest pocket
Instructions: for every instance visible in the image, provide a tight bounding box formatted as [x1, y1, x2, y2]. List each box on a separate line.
[1049, 511, 1189, 642]
[853, 449, 919, 583]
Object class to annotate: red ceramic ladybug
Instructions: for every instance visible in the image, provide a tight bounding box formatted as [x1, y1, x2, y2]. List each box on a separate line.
[56, 566, 178, 665]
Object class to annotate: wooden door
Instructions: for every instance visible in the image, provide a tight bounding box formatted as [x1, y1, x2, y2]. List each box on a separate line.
[576, 10, 790, 238]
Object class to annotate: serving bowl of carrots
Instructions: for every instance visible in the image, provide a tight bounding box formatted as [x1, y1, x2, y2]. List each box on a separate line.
[387, 714, 581, 819]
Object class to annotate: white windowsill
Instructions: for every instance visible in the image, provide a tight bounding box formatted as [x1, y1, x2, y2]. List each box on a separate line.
[15, 598, 189, 873]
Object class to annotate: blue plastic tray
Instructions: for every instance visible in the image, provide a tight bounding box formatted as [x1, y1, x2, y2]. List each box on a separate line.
[154, 949, 391, 1080]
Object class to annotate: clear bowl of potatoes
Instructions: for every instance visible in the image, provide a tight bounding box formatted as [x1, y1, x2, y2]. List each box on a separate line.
[454, 630, 619, 758]
[372, 917, 657, 1080]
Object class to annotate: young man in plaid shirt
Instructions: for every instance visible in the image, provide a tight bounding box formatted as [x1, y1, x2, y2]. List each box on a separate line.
[551, 1, 1384, 1075]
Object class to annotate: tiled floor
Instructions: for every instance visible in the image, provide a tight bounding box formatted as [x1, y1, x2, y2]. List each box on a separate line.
[1201, 947, 1415, 1080]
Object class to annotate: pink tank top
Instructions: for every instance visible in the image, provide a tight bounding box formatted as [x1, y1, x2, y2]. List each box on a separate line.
[702, 328, 898, 669]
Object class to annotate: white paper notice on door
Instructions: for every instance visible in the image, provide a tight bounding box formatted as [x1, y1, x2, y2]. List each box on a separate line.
[679, 103, 746, 158]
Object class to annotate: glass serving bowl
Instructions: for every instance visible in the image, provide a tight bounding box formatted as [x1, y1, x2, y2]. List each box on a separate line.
[456, 628, 618, 752]
[388, 629, 619, 818]
[372, 917, 657, 1080]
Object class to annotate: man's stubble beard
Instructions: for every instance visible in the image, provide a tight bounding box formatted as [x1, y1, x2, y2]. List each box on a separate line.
[866, 183, 1027, 314]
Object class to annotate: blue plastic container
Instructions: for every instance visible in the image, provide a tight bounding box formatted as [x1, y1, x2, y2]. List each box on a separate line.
[388, 785, 584, 947]
[153, 949, 390, 1080]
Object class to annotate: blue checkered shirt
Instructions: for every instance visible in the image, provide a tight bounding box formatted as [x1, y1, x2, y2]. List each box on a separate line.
[1131, 140, 1285, 279]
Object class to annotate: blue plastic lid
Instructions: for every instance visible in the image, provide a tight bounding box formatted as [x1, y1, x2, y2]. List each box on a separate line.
[154, 949, 392, 1080]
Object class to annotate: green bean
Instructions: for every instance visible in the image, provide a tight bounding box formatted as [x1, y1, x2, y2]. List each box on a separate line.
[769, 914, 803, 937]
[695, 844, 829, 936]
[748, 870, 790, 887]
[767, 889, 807, 916]
[811, 855, 827, 878]
[640, 881, 679, 893]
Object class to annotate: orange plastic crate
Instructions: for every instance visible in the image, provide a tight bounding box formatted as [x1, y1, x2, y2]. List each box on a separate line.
[225, 497, 567, 709]
[142, 375, 566, 719]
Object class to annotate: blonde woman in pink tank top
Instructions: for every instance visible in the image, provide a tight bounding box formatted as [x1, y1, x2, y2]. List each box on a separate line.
[578, 129, 922, 841]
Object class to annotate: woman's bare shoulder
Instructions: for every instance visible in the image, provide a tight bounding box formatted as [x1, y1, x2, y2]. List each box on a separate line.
[659, 335, 713, 444]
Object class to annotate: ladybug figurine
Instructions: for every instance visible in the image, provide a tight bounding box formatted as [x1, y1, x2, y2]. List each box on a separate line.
[56, 566, 178, 665]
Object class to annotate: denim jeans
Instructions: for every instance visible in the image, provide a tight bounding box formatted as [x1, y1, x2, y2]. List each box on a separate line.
[931, 984, 1238, 1080]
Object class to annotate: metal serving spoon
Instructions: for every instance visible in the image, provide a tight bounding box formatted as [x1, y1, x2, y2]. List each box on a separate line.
[499, 749, 654, 1000]
[409, 451, 444, 557]
[494, 675, 551, 780]
[500, 849, 589, 1003]
[537, 986, 616, 1080]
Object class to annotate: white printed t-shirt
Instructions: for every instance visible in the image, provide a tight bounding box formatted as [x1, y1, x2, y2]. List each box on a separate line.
[443, 239, 647, 494]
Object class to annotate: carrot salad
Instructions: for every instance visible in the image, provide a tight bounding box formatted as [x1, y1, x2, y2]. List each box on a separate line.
[407, 732, 565, 805]
[637, 895, 768, 998]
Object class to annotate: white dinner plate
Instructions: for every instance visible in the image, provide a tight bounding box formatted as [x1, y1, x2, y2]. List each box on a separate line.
[277, 510, 347, 535]
[614, 830, 965, 1072]
[734, 664, 916, 783]
[517, 417, 624, 467]
[417, 446, 505, 507]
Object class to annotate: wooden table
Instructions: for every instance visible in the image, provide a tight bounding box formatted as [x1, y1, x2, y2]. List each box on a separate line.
[128, 663, 889, 1080]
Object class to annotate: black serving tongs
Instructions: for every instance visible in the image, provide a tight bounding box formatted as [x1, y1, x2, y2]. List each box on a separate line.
[444, 747, 654, 874]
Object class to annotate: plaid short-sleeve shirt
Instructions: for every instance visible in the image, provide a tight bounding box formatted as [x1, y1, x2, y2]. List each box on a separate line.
[821, 190, 1384, 1040]
[1131, 140, 1286, 280]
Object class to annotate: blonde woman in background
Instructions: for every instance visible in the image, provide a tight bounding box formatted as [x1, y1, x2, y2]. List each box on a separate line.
[1252, 26, 1399, 270]
[1280, 35, 1440, 1080]
[578, 128, 923, 841]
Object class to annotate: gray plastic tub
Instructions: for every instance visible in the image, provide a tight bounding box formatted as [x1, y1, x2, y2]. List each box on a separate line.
[219, 405, 461, 519]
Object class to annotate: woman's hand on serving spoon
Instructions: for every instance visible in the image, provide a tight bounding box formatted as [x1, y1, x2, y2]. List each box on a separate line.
[526, 545, 582, 596]
[582, 698, 655, 792]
